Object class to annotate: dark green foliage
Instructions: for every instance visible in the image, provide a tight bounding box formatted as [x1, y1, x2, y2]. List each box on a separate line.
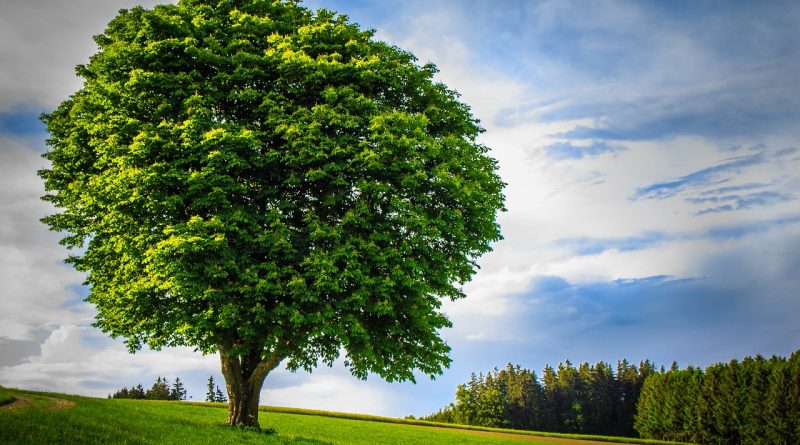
[423, 360, 654, 437]
[111, 377, 186, 400]
[40, 0, 504, 427]
[634, 349, 800, 444]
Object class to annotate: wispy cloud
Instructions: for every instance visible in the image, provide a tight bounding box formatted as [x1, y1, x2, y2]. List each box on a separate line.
[554, 232, 669, 256]
[632, 152, 766, 200]
[707, 215, 800, 240]
[544, 141, 626, 160]
[698, 182, 771, 196]
[554, 215, 800, 256]
[691, 191, 793, 215]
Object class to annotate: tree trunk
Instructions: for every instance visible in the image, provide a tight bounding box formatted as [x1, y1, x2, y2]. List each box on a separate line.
[219, 346, 282, 429]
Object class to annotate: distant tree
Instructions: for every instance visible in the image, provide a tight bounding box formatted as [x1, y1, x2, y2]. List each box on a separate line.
[499, 363, 543, 431]
[741, 356, 769, 444]
[788, 351, 800, 444]
[147, 376, 171, 400]
[540, 364, 562, 432]
[474, 372, 509, 428]
[766, 360, 792, 444]
[206, 376, 217, 403]
[453, 373, 480, 425]
[170, 377, 187, 401]
[634, 373, 667, 440]
[557, 361, 585, 433]
[111, 377, 184, 400]
[110, 387, 130, 399]
[215, 386, 228, 403]
[133, 384, 146, 399]
[425, 359, 653, 437]
[39, 0, 504, 429]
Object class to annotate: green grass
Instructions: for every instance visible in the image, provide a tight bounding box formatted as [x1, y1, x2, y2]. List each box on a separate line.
[247, 405, 690, 445]
[0, 387, 14, 406]
[0, 388, 695, 445]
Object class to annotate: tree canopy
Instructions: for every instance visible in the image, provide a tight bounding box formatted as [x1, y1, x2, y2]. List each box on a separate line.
[40, 0, 504, 427]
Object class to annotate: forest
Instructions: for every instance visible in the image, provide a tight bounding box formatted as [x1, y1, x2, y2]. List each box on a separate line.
[422, 360, 656, 437]
[635, 351, 800, 444]
[423, 349, 800, 444]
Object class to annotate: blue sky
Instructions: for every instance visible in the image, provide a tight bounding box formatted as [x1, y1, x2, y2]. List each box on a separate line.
[0, 0, 798, 417]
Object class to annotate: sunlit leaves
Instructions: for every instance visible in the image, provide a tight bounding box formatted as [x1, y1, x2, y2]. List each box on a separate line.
[40, 0, 504, 382]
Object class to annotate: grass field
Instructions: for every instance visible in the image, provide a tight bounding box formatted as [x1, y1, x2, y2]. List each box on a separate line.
[0, 387, 14, 406]
[0, 387, 692, 445]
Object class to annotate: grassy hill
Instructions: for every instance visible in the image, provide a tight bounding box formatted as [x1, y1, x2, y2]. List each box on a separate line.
[0, 387, 692, 445]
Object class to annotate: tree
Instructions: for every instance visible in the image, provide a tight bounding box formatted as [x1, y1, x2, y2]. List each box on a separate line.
[206, 376, 217, 403]
[215, 386, 228, 403]
[133, 384, 146, 400]
[39, 0, 504, 429]
[171, 377, 188, 401]
[147, 376, 172, 400]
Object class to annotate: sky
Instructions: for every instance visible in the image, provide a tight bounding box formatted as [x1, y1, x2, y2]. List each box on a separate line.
[0, 0, 798, 418]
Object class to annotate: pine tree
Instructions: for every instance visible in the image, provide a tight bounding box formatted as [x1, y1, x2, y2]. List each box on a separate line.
[171, 377, 187, 401]
[712, 360, 741, 444]
[681, 367, 704, 443]
[634, 372, 666, 439]
[788, 351, 800, 445]
[741, 355, 769, 445]
[206, 376, 217, 403]
[766, 359, 791, 445]
[215, 385, 228, 403]
[147, 376, 171, 400]
[111, 387, 130, 399]
[133, 384, 146, 399]
[541, 364, 562, 432]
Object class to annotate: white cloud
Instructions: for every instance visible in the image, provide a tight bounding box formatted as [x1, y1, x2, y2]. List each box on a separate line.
[0, 0, 170, 111]
[264, 370, 394, 416]
[0, 136, 88, 342]
[0, 324, 219, 396]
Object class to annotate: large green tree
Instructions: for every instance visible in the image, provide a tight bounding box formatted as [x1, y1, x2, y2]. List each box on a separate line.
[39, 0, 504, 429]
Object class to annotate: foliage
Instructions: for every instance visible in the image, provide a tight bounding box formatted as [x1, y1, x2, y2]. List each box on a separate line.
[0, 387, 691, 445]
[40, 0, 504, 427]
[110, 376, 187, 400]
[423, 360, 655, 437]
[634, 349, 800, 444]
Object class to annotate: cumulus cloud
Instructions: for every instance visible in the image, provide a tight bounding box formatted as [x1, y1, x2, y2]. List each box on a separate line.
[0, 0, 167, 112]
[264, 371, 394, 416]
[0, 325, 220, 394]
[0, 135, 88, 343]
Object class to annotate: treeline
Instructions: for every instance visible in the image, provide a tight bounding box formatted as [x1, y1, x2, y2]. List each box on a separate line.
[422, 360, 656, 436]
[635, 351, 800, 444]
[109, 376, 187, 400]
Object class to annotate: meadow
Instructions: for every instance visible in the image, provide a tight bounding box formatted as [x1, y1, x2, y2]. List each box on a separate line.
[0, 387, 692, 445]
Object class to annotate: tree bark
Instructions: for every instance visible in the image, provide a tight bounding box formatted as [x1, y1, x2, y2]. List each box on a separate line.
[219, 346, 282, 429]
